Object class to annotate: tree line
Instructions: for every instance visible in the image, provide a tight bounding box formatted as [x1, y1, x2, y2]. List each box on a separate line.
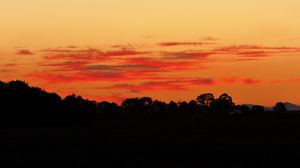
[0, 80, 288, 125]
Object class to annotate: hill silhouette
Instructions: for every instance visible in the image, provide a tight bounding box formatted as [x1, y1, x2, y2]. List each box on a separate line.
[244, 103, 300, 111]
[282, 102, 300, 111]
[1, 80, 300, 166]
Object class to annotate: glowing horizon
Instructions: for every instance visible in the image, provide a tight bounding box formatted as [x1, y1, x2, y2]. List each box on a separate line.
[1, 0, 300, 106]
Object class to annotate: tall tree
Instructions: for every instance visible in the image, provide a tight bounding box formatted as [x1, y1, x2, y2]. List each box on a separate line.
[211, 93, 235, 114]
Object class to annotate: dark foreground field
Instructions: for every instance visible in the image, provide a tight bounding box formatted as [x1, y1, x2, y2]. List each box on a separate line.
[2, 114, 300, 167]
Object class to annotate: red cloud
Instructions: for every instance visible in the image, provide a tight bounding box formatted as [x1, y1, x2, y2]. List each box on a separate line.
[98, 77, 216, 93]
[26, 70, 134, 83]
[43, 48, 147, 61]
[167, 51, 215, 59]
[216, 45, 300, 51]
[35, 54, 200, 83]
[102, 49, 148, 57]
[26, 43, 299, 88]
[202, 36, 219, 41]
[16, 49, 34, 55]
[158, 42, 213, 47]
[2, 63, 19, 67]
[190, 78, 216, 86]
[158, 44, 300, 61]
[222, 77, 240, 84]
[0, 63, 21, 73]
[222, 77, 261, 85]
[243, 78, 261, 84]
[38, 61, 90, 73]
[125, 57, 194, 69]
[214, 45, 300, 57]
[39, 47, 154, 76]
[104, 82, 186, 93]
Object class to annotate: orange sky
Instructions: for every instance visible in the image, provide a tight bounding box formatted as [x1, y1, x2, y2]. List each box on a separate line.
[1, 0, 300, 106]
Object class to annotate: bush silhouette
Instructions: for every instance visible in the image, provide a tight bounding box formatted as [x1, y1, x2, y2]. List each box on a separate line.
[251, 105, 265, 114]
[274, 102, 287, 113]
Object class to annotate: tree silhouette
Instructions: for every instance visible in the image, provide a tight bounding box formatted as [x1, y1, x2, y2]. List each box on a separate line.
[196, 93, 215, 112]
[62, 94, 97, 124]
[2, 79, 300, 165]
[121, 98, 142, 114]
[211, 93, 235, 114]
[168, 101, 178, 113]
[100, 101, 121, 119]
[178, 101, 189, 113]
[274, 102, 287, 113]
[121, 97, 154, 118]
[8, 80, 30, 90]
[188, 100, 199, 114]
[236, 105, 251, 115]
[0, 79, 297, 128]
[151, 100, 168, 119]
[139, 97, 153, 113]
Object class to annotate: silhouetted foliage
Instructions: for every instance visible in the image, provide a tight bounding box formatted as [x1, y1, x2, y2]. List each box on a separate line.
[151, 100, 168, 119]
[251, 105, 265, 114]
[274, 102, 287, 113]
[2, 80, 300, 165]
[168, 101, 178, 113]
[121, 98, 143, 113]
[98, 101, 119, 113]
[8, 80, 30, 90]
[62, 94, 97, 124]
[196, 93, 215, 112]
[0, 80, 97, 125]
[211, 93, 235, 114]
[235, 105, 251, 115]
[178, 101, 189, 113]
[1, 80, 297, 125]
[188, 100, 199, 113]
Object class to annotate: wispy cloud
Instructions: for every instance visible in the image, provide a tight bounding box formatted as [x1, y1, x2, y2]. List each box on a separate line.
[214, 45, 300, 57]
[27, 71, 130, 83]
[43, 48, 148, 61]
[202, 36, 219, 41]
[98, 77, 216, 93]
[22, 42, 299, 91]
[97, 76, 261, 93]
[166, 50, 215, 60]
[222, 77, 261, 85]
[16, 49, 34, 55]
[158, 42, 214, 47]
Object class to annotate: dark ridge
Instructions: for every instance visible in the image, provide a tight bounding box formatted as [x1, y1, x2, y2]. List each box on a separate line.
[1, 80, 300, 166]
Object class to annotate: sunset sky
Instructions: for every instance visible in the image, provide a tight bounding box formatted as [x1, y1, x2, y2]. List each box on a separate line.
[1, 0, 300, 105]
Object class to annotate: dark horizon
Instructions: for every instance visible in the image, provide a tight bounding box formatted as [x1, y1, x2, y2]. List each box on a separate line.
[2, 79, 300, 166]
[0, 79, 298, 126]
[1, 79, 299, 111]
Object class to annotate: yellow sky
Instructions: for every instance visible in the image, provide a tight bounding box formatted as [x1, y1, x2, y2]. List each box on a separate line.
[1, 0, 300, 47]
[1, 0, 300, 105]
